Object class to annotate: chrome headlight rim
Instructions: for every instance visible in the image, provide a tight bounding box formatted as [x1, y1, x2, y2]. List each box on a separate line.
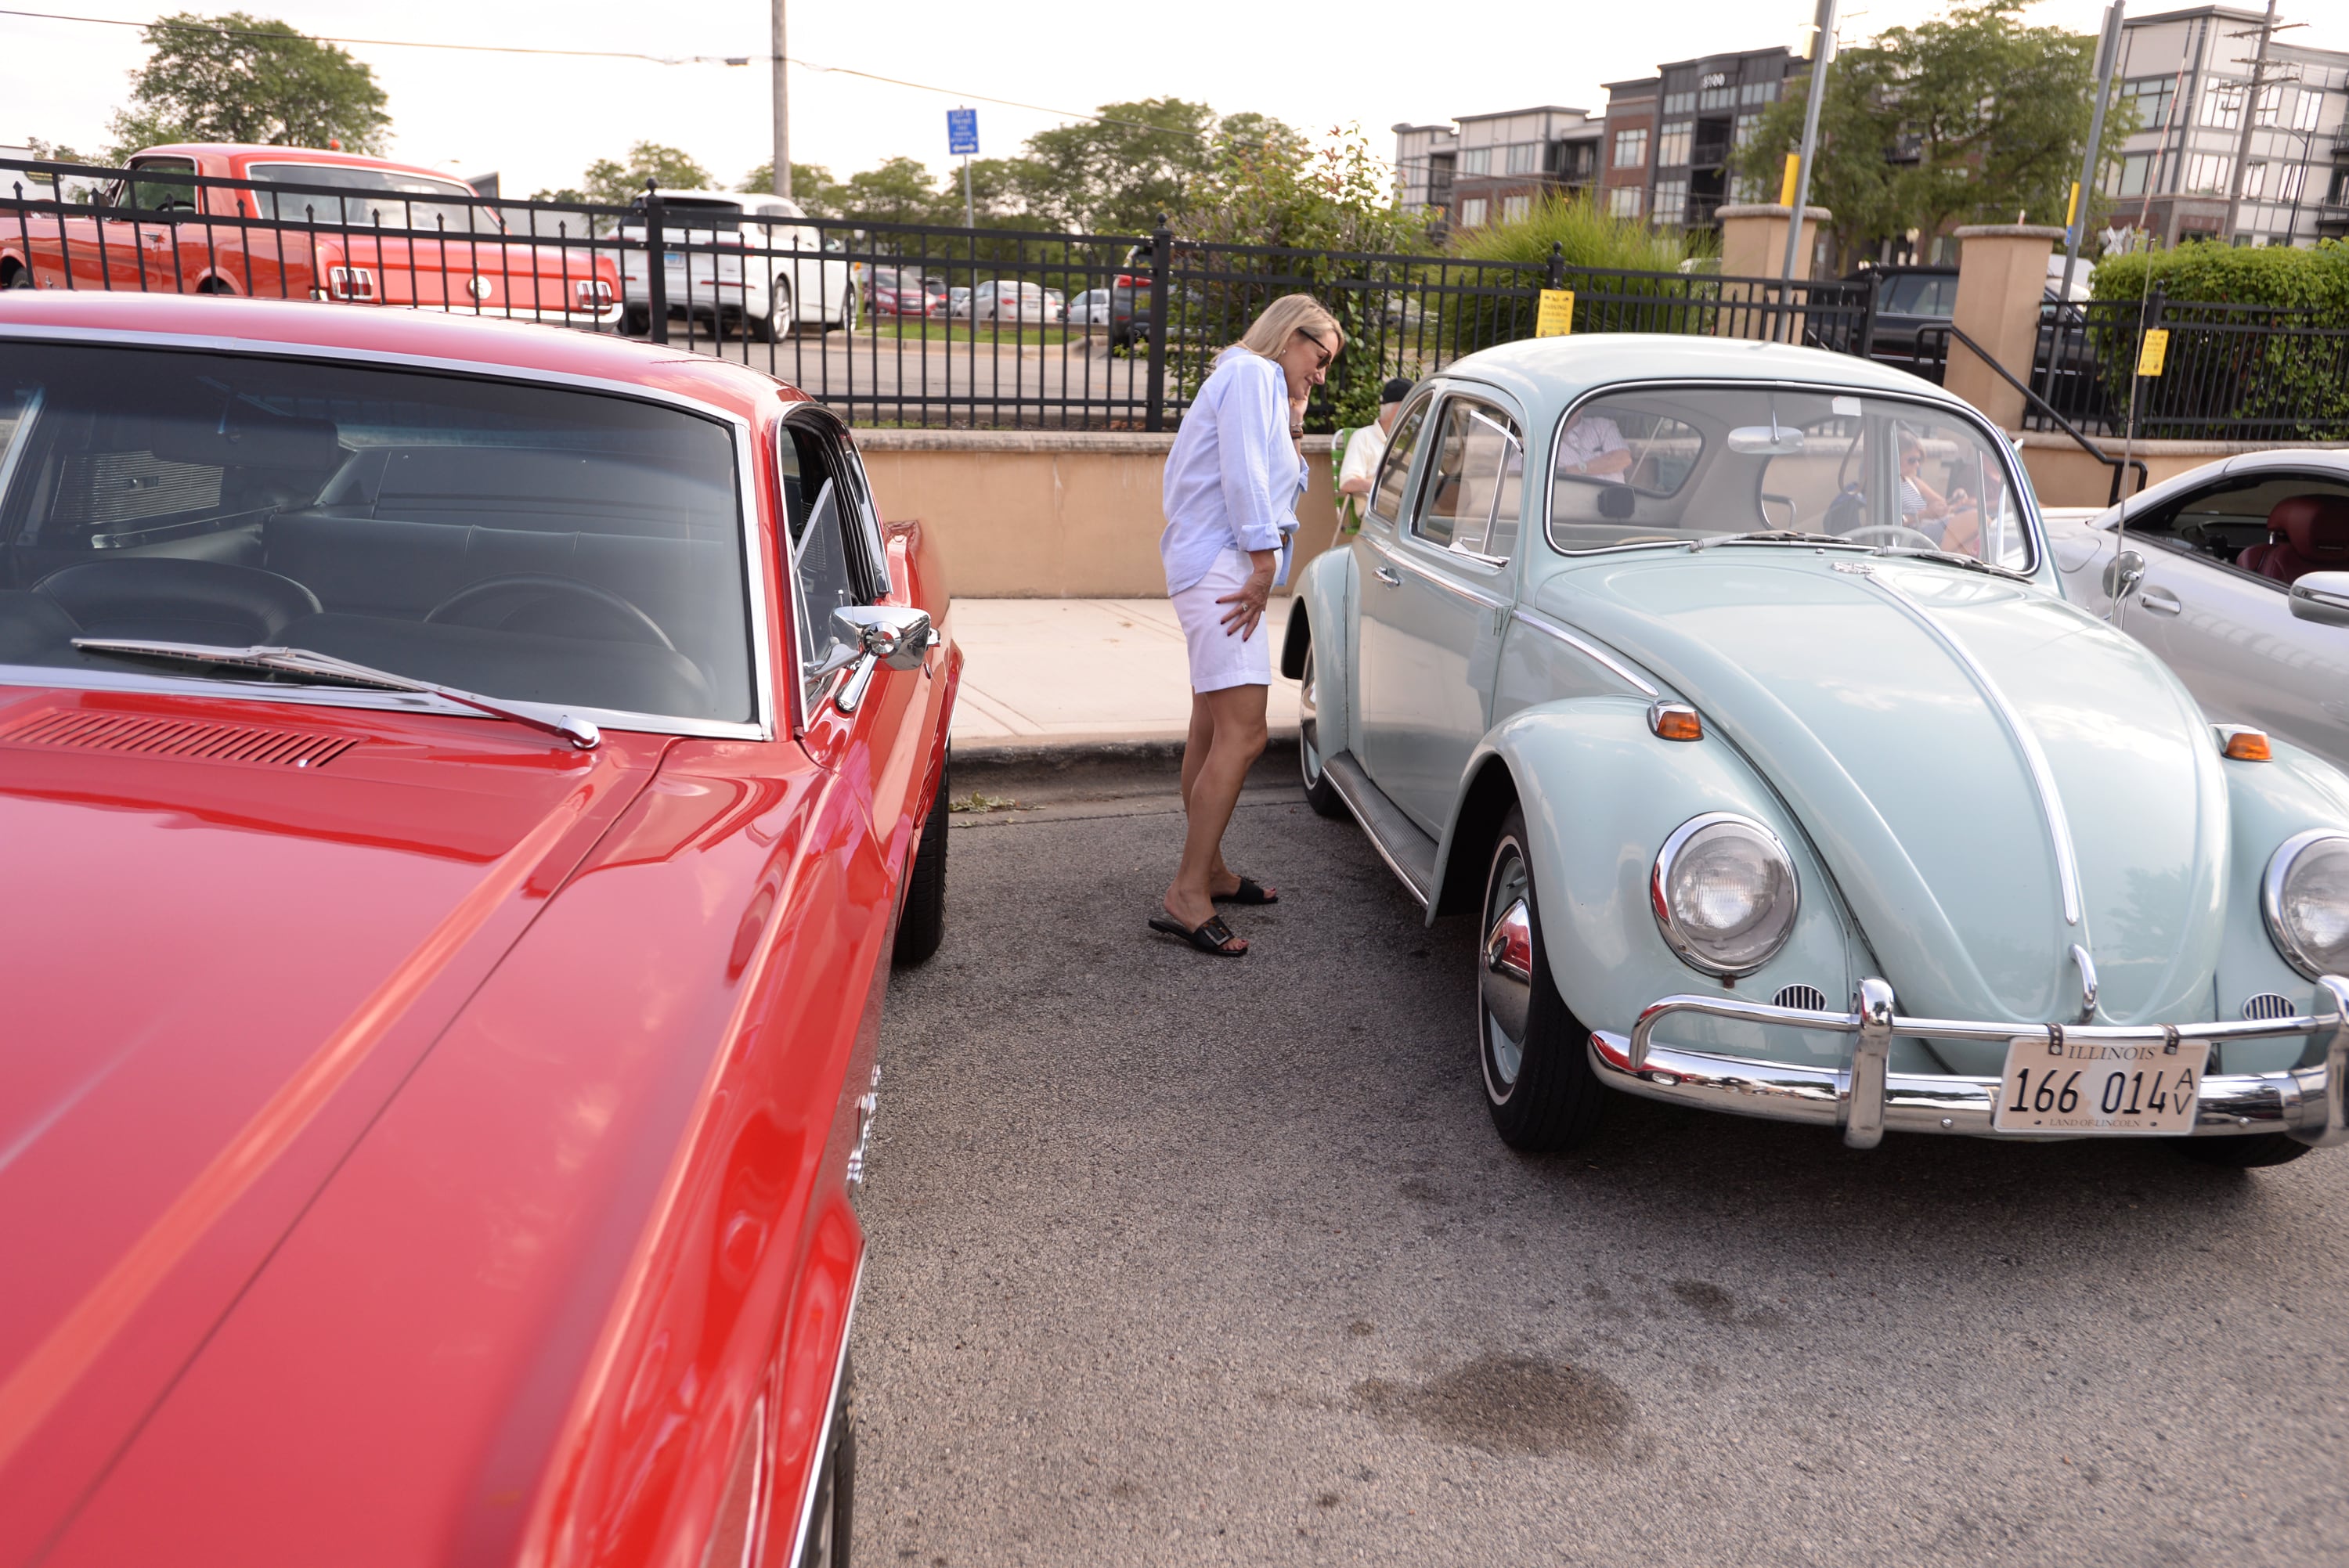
[1651, 811, 1800, 979]
[2262, 828, 2349, 982]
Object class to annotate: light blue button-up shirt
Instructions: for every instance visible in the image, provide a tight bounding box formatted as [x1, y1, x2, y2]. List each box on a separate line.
[1160, 349, 1309, 595]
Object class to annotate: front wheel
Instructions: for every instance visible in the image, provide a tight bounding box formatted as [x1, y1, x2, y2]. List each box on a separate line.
[1478, 806, 1607, 1152]
[752, 280, 795, 343]
[893, 759, 948, 964]
[796, 1361, 856, 1566]
[1297, 643, 1345, 819]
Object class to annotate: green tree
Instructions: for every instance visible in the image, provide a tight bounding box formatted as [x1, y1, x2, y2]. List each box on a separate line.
[105, 12, 389, 159]
[736, 162, 843, 214]
[1017, 99, 1225, 234]
[834, 157, 951, 226]
[1173, 127, 1426, 429]
[1734, 1, 2136, 272]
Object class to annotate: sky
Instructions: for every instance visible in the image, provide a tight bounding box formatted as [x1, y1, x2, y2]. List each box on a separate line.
[2, 0, 2326, 199]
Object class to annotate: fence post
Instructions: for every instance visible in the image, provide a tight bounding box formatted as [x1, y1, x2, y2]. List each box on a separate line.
[1856, 267, 1878, 361]
[1143, 214, 1171, 433]
[1546, 240, 1564, 292]
[643, 180, 668, 345]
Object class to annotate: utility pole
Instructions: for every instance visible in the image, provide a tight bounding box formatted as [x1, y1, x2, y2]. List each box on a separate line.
[2220, 0, 2278, 243]
[1780, 0, 1838, 289]
[2060, 1, 2127, 305]
[770, 0, 790, 200]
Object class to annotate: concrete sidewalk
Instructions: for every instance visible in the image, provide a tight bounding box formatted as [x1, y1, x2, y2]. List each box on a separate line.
[946, 598, 1300, 754]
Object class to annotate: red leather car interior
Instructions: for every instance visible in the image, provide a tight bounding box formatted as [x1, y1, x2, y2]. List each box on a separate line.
[2238, 493, 2349, 585]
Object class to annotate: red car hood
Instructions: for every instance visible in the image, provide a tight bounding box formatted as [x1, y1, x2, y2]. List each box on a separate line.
[0, 687, 667, 1555]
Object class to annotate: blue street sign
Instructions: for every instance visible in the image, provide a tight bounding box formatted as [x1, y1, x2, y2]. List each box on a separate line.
[947, 108, 979, 157]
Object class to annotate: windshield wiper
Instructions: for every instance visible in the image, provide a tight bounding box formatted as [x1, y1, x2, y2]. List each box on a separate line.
[1689, 531, 1856, 551]
[70, 638, 601, 750]
[1869, 546, 2033, 583]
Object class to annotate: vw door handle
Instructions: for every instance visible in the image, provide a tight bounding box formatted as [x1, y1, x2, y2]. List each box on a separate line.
[1373, 564, 1402, 588]
[2139, 586, 2182, 616]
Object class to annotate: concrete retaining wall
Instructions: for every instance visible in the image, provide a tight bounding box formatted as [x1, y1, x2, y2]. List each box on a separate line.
[855, 429, 1343, 599]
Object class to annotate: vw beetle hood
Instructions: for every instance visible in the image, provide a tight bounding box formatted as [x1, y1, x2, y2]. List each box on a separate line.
[0, 693, 665, 1548]
[1539, 553, 2230, 1025]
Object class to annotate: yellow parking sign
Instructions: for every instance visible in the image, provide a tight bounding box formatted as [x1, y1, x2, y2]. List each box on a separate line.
[2136, 328, 2170, 377]
[1536, 289, 1575, 337]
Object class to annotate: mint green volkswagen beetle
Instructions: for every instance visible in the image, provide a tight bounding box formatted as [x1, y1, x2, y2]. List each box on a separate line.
[1283, 335, 2349, 1164]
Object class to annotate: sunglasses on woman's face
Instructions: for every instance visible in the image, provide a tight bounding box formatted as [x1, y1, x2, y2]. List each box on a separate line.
[1294, 330, 1334, 369]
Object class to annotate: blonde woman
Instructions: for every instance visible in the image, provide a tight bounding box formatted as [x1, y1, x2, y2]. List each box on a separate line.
[1150, 294, 1344, 957]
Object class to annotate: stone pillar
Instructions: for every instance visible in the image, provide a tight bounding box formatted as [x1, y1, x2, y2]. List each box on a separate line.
[1712, 204, 1831, 341]
[1715, 204, 1830, 280]
[1945, 223, 2065, 431]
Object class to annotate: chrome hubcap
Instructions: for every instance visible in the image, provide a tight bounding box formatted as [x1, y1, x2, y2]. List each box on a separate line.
[1481, 851, 1533, 1094]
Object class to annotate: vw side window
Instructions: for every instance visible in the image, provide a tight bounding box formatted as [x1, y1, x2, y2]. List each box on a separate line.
[1366, 398, 1431, 528]
[781, 421, 876, 708]
[1414, 399, 1524, 559]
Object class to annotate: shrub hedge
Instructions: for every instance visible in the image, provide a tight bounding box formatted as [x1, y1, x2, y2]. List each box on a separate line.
[2087, 241, 2349, 440]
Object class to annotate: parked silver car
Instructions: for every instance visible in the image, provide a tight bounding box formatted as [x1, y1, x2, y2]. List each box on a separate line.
[2047, 451, 2349, 774]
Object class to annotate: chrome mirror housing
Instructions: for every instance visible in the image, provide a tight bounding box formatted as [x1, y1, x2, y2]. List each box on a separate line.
[2288, 571, 2349, 628]
[2103, 548, 2146, 604]
[832, 604, 934, 670]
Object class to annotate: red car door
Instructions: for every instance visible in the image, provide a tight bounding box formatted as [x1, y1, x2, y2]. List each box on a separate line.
[778, 409, 933, 888]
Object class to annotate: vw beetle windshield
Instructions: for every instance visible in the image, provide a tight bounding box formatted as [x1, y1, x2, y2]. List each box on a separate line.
[1546, 385, 2034, 571]
[0, 343, 756, 725]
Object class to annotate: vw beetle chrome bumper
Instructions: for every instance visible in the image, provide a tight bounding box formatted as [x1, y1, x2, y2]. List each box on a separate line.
[1589, 975, 2349, 1149]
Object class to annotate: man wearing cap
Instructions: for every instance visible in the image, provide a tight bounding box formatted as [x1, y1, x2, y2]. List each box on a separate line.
[1333, 377, 1415, 532]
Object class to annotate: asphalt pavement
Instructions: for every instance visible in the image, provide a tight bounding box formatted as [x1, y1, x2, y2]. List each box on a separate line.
[857, 748, 2349, 1567]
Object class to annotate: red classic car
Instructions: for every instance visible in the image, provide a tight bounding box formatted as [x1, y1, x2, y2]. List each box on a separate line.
[0, 291, 957, 1566]
[1, 145, 622, 326]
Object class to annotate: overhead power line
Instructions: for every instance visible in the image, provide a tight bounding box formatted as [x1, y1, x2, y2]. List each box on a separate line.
[0, 7, 1216, 140]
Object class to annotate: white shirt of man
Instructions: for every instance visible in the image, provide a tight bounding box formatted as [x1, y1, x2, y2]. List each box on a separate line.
[1337, 418, 1391, 499]
[1557, 413, 1630, 483]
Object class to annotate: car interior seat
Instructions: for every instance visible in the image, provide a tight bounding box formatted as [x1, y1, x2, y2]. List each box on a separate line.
[2237, 494, 2349, 585]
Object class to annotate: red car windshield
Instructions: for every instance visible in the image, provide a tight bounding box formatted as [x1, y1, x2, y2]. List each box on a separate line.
[0, 344, 758, 726]
[247, 164, 501, 234]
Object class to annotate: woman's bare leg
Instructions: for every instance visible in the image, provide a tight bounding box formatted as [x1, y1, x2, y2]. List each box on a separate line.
[1178, 693, 1237, 894]
[1164, 683, 1269, 938]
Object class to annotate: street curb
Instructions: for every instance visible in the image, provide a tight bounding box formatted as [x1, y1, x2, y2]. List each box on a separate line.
[952, 735, 1300, 776]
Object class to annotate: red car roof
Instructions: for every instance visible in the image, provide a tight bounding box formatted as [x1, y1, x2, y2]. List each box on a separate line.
[0, 292, 808, 422]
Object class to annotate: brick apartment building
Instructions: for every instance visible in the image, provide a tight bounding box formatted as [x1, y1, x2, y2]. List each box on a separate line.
[1401, 48, 1794, 243]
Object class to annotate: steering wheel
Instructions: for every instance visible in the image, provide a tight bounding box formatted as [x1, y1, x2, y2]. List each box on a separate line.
[1842, 524, 1946, 551]
[426, 574, 675, 650]
[35, 558, 322, 642]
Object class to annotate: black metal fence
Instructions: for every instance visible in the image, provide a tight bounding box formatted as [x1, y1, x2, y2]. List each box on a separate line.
[4, 155, 1876, 431]
[1904, 290, 2349, 444]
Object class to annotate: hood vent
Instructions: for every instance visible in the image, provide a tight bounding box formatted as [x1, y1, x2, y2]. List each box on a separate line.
[0, 710, 359, 769]
[1773, 983, 1831, 1012]
[2242, 993, 2297, 1022]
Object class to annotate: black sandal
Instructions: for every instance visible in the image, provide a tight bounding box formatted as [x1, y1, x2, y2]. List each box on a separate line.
[1212, 876, 1279, 906]
[1149, 911, 1248, 956]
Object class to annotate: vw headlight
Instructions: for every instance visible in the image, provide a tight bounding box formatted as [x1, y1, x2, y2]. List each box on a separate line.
[1651, 813, 1799, 976]
[2264, 831, 2349, 980]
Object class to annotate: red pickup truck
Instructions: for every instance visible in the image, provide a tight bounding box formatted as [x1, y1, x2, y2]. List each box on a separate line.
[2, 145, 621, 326]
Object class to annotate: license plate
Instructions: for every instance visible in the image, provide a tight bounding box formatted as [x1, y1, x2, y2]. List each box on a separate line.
[1993, 1034, 2207, 1134]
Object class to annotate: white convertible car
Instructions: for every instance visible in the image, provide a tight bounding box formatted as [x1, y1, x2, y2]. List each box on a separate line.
[2047, 450, 2349, 775]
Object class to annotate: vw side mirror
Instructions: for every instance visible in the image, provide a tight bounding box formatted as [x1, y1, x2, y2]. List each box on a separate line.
[2103, 549, 2146, 604]
[2289, 571, 2349, 628]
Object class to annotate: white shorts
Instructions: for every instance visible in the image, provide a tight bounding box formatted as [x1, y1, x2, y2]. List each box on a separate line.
[1171, 548, 1272, 694]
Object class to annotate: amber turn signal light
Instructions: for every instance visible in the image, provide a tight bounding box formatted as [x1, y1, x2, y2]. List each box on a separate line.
[1648, 701, 1703, 742]
[2222, 728, 2271, 762]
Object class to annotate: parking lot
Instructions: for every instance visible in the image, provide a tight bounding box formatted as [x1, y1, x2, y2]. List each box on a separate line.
[858, 749, 2349, 1567]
